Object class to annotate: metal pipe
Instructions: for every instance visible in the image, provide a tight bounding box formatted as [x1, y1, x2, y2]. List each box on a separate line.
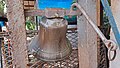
[71, 3, 117, 61]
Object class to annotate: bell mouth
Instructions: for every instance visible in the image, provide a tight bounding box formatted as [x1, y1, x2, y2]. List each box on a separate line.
[28, 37, 72, 62]
[35, 39, 72, 61]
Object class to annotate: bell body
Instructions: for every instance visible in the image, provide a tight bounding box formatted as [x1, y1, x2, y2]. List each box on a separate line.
[29, 18, 72, 61]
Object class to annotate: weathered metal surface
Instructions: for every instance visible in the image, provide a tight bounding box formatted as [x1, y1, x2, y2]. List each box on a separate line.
[27, 29, 78, 68]
[29, 18, 72, 61]
[77, 0, 97, 68]
[110, 0, 120, 68]
[97, 42, 109, 68]
[6, 0, 29, 68]
[66, 30, 78, 48]
[1, 38, 13, 68]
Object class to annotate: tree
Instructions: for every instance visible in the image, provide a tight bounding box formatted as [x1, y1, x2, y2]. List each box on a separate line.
[0, 0, 5, 16]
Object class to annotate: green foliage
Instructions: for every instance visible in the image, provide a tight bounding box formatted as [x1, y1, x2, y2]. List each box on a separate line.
[0, 0, 5, 15]
[26, 16, 36, 30]
[103, 0, 111, 28]
[108, 0, 111, 6]
[103, 12, 110, 27]
[26, 20, 35, 30]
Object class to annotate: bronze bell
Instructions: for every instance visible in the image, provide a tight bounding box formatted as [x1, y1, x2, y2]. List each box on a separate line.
[29, 17, 72, 61]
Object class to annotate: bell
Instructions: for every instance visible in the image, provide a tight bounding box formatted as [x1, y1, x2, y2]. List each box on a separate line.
[29, 17, 72, 61]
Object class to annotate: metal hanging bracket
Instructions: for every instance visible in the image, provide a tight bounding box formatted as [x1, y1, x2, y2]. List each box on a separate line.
[70, 3, 117, 61]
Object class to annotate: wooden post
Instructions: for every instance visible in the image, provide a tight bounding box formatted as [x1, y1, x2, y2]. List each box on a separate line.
[6, 0, 29, 68]
[97, 0, 102, 27]
[77, 0, 98, 68]
[110, 0, 120, 68]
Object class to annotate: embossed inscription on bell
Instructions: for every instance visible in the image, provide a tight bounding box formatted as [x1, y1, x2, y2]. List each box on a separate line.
[29, 18, 72, 61]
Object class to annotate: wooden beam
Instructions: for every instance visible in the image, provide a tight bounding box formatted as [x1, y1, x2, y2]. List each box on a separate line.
[25, 9, 78, 17]
[6, 0, 29, 68]
[25, 9, 45, 16]
[24, 5, 34, 7]
[97, 0, 101, 26]
[77, 0, 98, 68]
[97, 0, 103, 27]
[110, 0, 120, 68]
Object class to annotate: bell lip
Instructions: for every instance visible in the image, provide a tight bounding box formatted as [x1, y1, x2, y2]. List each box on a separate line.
[37, 48, 72, 62]
[35, 39, 72, 62]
